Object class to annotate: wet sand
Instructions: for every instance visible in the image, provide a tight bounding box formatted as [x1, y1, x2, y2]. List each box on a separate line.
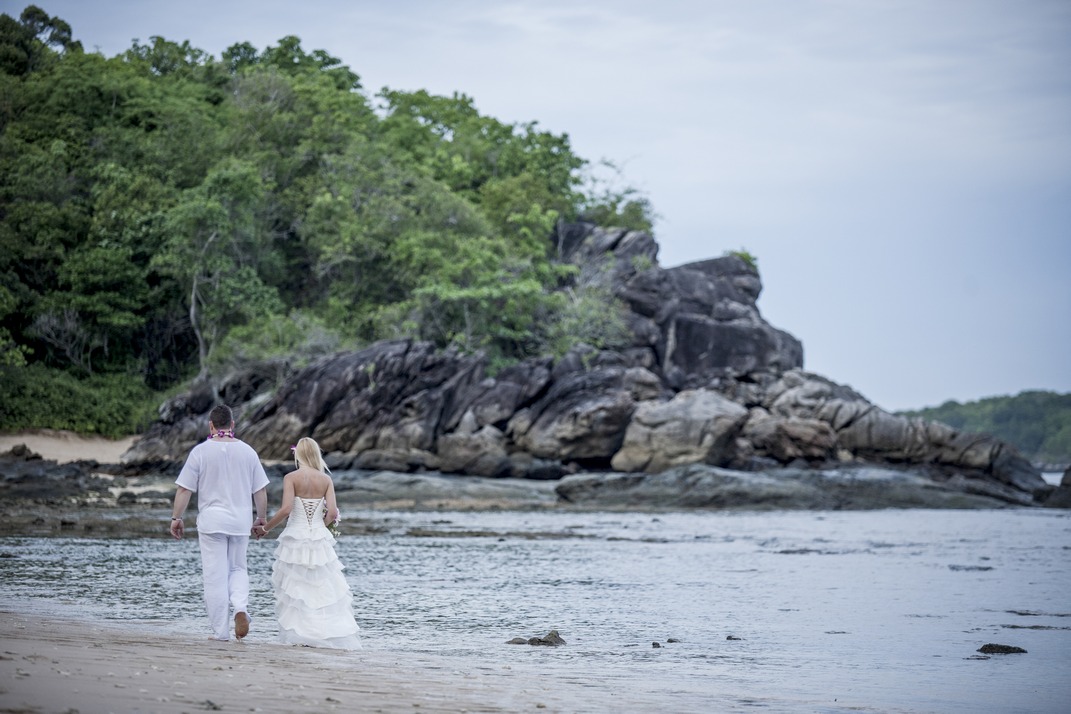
[0, 610, 600, 713]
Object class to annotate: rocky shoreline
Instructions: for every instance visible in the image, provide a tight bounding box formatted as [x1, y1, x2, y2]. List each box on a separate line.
[4, 439, 1068, 538]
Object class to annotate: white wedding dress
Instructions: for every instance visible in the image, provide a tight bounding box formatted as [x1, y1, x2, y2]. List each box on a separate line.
[272, 496, 362, 649]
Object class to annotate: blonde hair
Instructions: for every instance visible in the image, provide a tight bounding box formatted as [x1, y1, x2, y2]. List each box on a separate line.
[293, 437, 330, 474]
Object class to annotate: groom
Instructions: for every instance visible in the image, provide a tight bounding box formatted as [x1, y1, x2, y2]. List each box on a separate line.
[170, 404, 269, 641]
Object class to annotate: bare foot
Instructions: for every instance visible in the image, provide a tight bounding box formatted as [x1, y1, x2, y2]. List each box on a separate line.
[234, 611, 250, 640]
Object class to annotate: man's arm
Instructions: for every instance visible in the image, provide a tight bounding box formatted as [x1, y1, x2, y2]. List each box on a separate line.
[170, 487, 193, 540]
[252, 487, 267, 538]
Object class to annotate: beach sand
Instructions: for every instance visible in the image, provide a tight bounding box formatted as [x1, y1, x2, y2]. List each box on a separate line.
[0, 430, 136, 465]
[0, 610, 595, 713]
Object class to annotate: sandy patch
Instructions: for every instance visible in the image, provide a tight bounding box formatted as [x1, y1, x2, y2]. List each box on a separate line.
[0, 610, 592, 713]
[0, 429, 136, 464]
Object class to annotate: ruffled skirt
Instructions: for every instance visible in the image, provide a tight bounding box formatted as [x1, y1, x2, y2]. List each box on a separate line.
[272, 525, 361, 650]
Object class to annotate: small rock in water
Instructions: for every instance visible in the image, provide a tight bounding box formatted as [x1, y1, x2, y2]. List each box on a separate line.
[652, 642, 661, 648]
[726, 635, 742, 641]
[506, 637, 528, 645]
[522, 630, 567, 646]
[978, 643, 1027, 654]
[666, 637, 681, 643]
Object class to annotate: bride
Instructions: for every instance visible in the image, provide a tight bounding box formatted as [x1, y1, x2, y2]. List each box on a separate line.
[255, 437, 361, 649]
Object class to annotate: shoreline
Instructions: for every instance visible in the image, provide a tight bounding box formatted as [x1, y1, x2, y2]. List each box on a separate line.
[2, 431, 1065, 519]
[0, 609, 609, 713]
[4, 429, 1065, 477]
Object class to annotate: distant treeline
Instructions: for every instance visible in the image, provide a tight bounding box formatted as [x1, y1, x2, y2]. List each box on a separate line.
[0, 6, 654, 434]
[901, 391, 1071, 469]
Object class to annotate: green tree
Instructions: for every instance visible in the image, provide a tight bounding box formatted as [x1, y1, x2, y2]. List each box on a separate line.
[379, 89, 584, 230]
[221, 41, 259, 75]
[379, 190, 576, 363]
[0, 4, 81, 76]
[577, 160, 657, 233]
[260, 35, 361, 91]
[124, 36, 208, 76]
[32, 244, 145, 374]
[155, 159, 282, 377]
[0, 35, 223, 374]
[298, 143, 416, 320]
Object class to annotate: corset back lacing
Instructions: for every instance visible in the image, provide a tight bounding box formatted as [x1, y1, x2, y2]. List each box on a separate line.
[298, 496, 324, 527]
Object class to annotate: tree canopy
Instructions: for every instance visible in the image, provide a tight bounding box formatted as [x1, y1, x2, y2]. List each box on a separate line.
[0, 4, 655, 416]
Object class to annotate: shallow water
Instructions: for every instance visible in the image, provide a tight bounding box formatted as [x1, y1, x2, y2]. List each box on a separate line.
[2, 508, 1069, 713]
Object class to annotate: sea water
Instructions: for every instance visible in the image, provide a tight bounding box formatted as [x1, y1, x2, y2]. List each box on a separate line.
[1, 508, 1068, 713]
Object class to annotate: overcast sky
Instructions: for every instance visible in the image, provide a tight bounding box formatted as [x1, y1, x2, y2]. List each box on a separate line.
[9, 0, 1070, 411]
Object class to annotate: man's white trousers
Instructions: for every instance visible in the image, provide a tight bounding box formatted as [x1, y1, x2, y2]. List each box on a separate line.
[198, 532, 250, 640]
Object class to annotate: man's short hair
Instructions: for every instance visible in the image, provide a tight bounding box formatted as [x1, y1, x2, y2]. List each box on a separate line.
[209, 404, 234, 427]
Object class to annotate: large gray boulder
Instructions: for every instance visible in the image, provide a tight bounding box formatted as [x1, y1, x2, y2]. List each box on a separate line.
[559, 225, 803, 385]
[435, 412, 511, 478]
[740, 408, 838, 463]
[610, 390, 748, 472]
[656, 256, 803, 380]
[507, 366, 638, 463]
[661, 314, 803, 385]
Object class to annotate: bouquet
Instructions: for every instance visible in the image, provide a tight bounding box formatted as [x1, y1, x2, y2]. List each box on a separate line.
[327, 512, 342, 538]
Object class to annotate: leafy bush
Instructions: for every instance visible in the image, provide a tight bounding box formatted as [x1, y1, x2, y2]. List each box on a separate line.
[725, 249, 758, 269]
[0, 365, 163, 437]
[208, 310, 352, 372]
[543, 283, 632, 360]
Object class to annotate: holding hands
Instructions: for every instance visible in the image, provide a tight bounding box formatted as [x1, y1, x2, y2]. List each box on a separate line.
[252, 517, 268, 539]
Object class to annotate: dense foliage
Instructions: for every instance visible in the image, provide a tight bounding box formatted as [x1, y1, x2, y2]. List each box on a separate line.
[0, 364, 160, 437]
[901, 391, 1071, 468]
[0, 6, 653, 433]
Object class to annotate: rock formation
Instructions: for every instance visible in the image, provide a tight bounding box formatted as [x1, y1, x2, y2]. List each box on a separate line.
[123, 224, 1055, 508]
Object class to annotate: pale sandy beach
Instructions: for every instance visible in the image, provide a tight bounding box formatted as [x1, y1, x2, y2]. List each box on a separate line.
[0, 611, 611, 713]
[0, 430, 136, 464]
